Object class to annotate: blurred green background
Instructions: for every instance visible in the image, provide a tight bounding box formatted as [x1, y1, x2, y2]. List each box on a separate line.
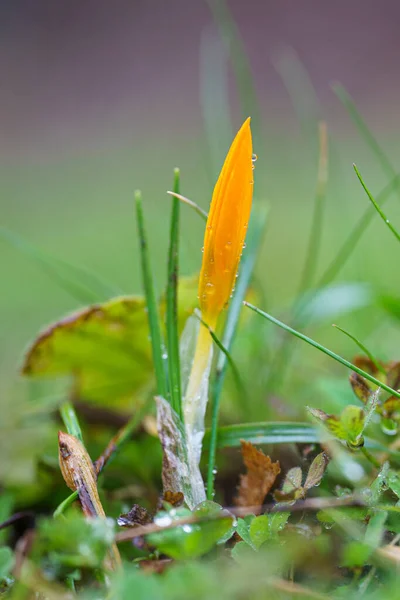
[2, 0, 400, 415]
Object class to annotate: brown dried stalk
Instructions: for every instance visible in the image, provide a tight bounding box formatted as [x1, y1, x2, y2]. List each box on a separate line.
[58, 431, 121, 570]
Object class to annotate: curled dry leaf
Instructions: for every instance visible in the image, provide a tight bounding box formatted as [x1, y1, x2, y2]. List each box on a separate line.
[58, 431, 99, 515]
[58, 432, 121, 570]
[350, 372, 371, 404]
[235, 440, 281, 508]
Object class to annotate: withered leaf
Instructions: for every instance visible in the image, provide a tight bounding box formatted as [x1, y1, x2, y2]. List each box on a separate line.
[304, 452, 329, 490]
[117, 504, 152, 528]
[386, 361, 400, 392]
[350, 372, 371, 404]
[235, 440, 280, 508]
[162, 491, 184, 508]
[352, 355, 381, 378]
[24, 297, 152, 407]
[382, 396, 400, 419]
[58, 432, 121, 570]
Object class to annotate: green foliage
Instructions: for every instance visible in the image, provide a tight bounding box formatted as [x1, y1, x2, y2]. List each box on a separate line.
[33, 510, 115, 575]
[22, 296, 153, 406]
[148, 502, 234, 559]
[234, 512, 289, 553]
[0, 547, 14, 580]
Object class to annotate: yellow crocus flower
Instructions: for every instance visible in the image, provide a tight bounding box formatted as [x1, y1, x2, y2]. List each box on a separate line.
[198, 117, 254, 331]
[184, 118, 254, 480]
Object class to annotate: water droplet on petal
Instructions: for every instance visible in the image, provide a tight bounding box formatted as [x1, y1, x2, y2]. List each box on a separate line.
[252, 153, 258, 163]
[201, 246, 204, 253]
[205, 282, 215, 296]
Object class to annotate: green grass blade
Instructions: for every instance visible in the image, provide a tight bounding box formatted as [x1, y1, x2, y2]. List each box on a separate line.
[334, 84, 399, 190]
[273, 47, 322, 140]
[296, 122, 328, 294]
[53, 490, 79, 518]
[204, 422, 318, 447]
[206, 203, 268, 498]
[332, 324, 386, 375]
[354, 165, 400, 244]
[166, 169, 183, 419]
[200, 22, 233, 180]
[203, 423, 400, 460]
[0, 226, 119, 304]
[317, 175, 398, 288]
[207, 0, 262, 147]
[244, 301, 400, 400]
[267, 174, 398, 392]
[135, 191, 168, 400]
[166, 191, 208, 221]
[59, 401, 84, 443]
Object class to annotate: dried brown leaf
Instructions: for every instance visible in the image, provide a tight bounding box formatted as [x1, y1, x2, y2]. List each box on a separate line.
[386, 361, 400, 391]
[58, 432, 121, 570]
[117, 505, 152, 528]
[162, 491, 185, 508]
[350, 372, 371, 404]
[235, 440, 280, 508]
[352, 355, 380, 378]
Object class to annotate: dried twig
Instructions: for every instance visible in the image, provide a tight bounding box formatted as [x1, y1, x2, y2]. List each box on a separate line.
[116, 495, 364, 543]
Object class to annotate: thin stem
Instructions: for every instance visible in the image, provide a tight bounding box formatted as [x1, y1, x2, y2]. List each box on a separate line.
[332, 324, 386, 375]
[166, 191, 208, 221]
[207, 0, 262, 147]
[317, 175, 399, 288]
[296, 121, 328, 294]
[135, 191, 169, 399]
[166, 169, 183, 419]
[94, 399, 151, 473]
[354, 164, 400, 244]
[333, 84, 399, 195]
[244, 301, 400, 400]
[360, 447, 381, 470]
[116, 495, 365, 543]
[265, 174, 399, 392]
